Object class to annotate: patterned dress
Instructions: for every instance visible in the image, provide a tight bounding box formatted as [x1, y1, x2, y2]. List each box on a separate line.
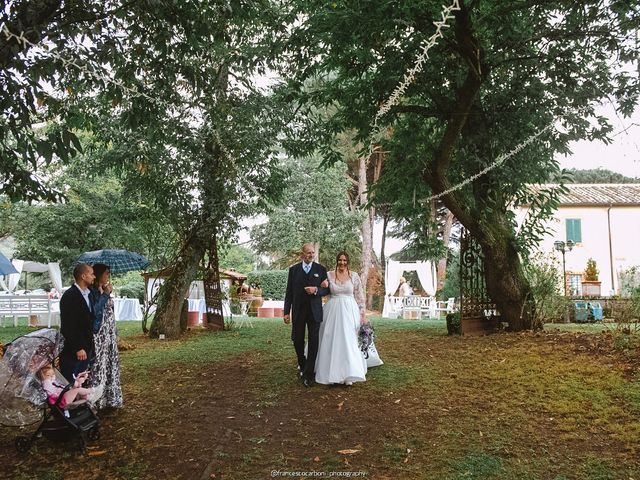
[90, 298, 123, 409]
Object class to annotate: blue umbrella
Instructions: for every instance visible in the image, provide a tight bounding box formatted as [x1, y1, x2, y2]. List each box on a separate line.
[76, 249, 150, 274]
[0, 251, 18, 275]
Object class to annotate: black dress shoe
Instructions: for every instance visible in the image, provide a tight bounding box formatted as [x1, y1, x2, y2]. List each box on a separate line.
[302, 378, 314, 388]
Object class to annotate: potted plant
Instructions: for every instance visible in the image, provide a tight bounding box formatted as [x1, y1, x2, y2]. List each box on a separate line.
[582, 258, 601, 297]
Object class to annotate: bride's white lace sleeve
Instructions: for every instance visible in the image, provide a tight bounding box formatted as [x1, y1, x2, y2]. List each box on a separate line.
[352, 272, 365, 312]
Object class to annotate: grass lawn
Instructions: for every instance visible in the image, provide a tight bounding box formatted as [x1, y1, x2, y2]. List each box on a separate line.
[1, 317, 639, 480]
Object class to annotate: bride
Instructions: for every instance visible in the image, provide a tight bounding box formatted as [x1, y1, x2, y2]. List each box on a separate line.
[314, 251, 383, 385]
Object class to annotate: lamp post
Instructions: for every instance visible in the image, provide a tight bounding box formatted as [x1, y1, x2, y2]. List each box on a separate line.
[554, 240, 574, 296]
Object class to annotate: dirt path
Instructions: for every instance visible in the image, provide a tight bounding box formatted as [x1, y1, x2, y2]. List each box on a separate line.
[1, 329, 639, 480]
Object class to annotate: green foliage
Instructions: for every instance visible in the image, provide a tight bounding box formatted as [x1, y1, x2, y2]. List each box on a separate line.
[585, 258, 599, 281]
[581, 458, 616, 480]
[219, 245, 255, 274]
[561, 168, 640, 184]
[523, 253, 571, 325]
[246, 270, 288, 300]
[0, 2, 172, 201]
[10, 165, 175, 283]
[512, 180, 571, 258]
[629, 287, 640, 322]
[250, 156, 362, 268]
[279, 0, 640, 330]
[441, 250, 460, 301]
[118, 282, 145, 302]
[618, 266, 640, 297]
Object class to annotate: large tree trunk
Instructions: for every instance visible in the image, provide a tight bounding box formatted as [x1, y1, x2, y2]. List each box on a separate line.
[358, 155, 374, 304]
[150, 234, 207, 339]
[380, 209, 389, 268]
[422, 3, 535, 331]
[481, 238, 535, 331]
[437, 209, 455, 291]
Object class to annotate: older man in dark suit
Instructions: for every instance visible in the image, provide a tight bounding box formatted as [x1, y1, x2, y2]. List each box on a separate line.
[59, 263, 95, 383]
[284, 243, 329, 387]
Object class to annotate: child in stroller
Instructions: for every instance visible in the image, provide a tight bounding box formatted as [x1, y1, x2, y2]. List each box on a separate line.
[0, 328, 102, 454]
[39, 365, 103, 408]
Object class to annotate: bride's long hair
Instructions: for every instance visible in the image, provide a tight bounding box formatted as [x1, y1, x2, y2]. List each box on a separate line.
[334, 251, 351, 278]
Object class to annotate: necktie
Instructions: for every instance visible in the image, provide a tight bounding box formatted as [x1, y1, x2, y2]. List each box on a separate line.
[303, 263, 310, 274]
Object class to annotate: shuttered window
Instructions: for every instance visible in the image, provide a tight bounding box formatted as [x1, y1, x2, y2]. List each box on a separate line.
[565, 218, 582, 243]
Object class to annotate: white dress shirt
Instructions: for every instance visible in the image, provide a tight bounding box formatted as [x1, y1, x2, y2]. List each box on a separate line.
[74, 283, 91, 310]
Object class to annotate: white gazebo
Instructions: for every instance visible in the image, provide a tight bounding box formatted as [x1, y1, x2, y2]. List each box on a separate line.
[381, 259, 437, 318]
[0, 259, 63, 294]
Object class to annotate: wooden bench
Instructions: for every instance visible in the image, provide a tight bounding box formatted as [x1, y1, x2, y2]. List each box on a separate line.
[0, 295, 57, 327]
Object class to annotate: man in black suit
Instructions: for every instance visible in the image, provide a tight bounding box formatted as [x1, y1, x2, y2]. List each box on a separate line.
[283, 243, 329, 387]
[59, 263, 96, 383]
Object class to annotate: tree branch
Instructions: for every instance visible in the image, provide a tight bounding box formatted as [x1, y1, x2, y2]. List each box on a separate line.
[422, 2, 485, 231]
[0, 0, 63, 69]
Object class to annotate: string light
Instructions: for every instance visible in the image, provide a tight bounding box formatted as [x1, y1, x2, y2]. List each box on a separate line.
[363, 0, 461, 164]
[373, 0, 461, 127]
[423, 123, 556, 202]
[1, 25, 161, 105]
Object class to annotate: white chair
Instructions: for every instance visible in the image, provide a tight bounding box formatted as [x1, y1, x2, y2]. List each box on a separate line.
[402, 295, 421, 319]
[236, 315, 254, 328]
[386, 296, 404, 319]
[444, 297, 456, 313]
[432, 297, 456, 318]
[236, 300, 254, 328]
[419, 297, 434, 318]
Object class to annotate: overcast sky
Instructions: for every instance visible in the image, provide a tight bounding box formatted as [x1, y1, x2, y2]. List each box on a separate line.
[558, 105, 640, 178]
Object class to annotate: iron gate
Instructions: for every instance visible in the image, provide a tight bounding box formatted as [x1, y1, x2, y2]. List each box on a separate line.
[459, 228, 498, 332]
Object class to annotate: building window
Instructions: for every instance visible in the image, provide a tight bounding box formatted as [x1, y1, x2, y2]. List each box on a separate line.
[568, 274, 582, 296]
[565, 218, 582, 243]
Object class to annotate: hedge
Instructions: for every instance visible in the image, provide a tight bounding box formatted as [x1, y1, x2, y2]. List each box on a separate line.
[118, 282, 145, 302]
[247, 270, 288, 300]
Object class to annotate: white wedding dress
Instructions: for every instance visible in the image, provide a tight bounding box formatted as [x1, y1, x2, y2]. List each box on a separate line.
[315, 271, 382, 385]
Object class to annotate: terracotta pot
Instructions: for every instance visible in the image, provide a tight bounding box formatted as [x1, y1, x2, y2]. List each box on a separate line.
[249, 296, 263, 315]
[187, 311, 200, 327]
[258, 307, 274, 318]
[582, 281, 601, 297]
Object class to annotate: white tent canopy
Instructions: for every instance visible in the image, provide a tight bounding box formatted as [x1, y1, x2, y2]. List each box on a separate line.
[0, 259, 63, 294]
[381, 259, 437, 317]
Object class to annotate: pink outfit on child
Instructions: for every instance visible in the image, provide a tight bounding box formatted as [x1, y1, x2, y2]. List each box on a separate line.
[42, 378, 68, 408]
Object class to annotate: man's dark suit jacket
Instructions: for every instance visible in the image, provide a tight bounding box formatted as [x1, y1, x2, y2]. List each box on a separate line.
[284, 262, 329, 323]
[60, 284, 94, 356]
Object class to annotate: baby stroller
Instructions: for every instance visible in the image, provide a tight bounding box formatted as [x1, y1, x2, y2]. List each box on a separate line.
[0, 328, 100, 453]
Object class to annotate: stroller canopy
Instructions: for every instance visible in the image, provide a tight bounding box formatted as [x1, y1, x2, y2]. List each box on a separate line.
[0, 329, 63, 426]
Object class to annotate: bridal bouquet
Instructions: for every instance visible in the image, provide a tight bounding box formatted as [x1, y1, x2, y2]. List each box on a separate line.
[357, 322, 375, 358]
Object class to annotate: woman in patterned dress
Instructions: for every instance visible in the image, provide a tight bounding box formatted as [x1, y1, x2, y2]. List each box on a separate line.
[89, 263, 123, 409]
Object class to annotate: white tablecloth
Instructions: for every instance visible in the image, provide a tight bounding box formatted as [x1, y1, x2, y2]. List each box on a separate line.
[187, 298, 231, 318]
[261, 300, 284, 309]
[113, 298, 143, 321]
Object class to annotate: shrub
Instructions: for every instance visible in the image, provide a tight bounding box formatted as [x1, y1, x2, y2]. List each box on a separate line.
[523, 252, 569, 326]
[619, 266, 640, 297]
[584, 258, 599, 281]
[632, 287, 640, 318]
[246, 270, 288, 300]
[118, 281, 145, 302]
